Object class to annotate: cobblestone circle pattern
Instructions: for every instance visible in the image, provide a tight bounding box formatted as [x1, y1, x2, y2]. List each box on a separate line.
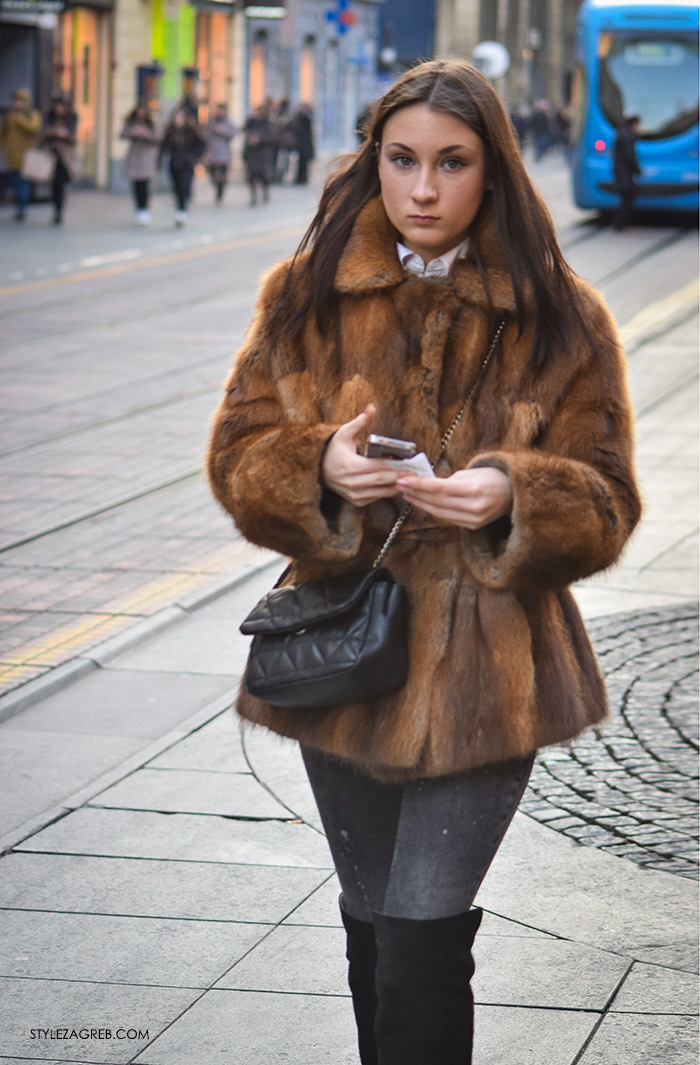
[520, 602, 699, 880]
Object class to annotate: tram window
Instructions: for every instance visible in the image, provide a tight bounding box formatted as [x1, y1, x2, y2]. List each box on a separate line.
[598, 33, 699, 139]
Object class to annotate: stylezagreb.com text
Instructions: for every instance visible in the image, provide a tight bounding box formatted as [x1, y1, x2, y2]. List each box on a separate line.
[30, 1029, 148, 1040]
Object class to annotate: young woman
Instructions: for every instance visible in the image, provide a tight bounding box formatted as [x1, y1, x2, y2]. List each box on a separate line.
[208, 59, 641, 1063]
[121, 103, 159, 225]
[158, 108, 205, 226]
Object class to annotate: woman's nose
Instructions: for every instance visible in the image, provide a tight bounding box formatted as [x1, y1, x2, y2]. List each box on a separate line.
[412, 167, 437, 201]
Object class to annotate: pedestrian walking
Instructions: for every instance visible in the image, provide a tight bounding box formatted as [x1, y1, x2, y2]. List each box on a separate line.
[42, 99, 76, 225]
[159, 108, 206, 227]
[207, 58, 641, 1064]
[242, 106, 273, 206]
[292, 102, 315, 185]
[204, 103, 237, 204]
[612, 115, 641, 231]
[0, 88, 42, 221]
[509, 104, 528, 148]
[531, 99, 552, 160]
[121, 103, 159, 225]
[269, 98, 295, 183]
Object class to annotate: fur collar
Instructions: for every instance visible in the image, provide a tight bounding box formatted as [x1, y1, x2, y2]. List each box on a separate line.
[334, 196, 527, 313]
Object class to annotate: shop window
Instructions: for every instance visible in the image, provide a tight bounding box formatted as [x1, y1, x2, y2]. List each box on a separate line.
[249, 29, 268, 109]
[300, 35, 316, 104]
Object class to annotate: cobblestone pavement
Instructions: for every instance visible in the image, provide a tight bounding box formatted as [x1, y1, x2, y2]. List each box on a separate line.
[520, 602, 699, 880]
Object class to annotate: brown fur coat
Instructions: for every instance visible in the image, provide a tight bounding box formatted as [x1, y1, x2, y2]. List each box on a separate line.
[208, 197, 641, 781]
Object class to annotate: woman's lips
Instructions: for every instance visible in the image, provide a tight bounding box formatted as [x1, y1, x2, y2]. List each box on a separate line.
[409, 215, 439, 223]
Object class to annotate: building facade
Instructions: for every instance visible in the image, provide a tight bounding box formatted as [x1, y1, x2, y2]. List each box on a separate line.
[0, 0, 382, 189]
[435, 0, 581, 108]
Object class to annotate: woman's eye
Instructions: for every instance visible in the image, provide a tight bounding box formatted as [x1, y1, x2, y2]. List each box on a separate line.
[391, 154, 414, 168]
[443, 157, 466, 171]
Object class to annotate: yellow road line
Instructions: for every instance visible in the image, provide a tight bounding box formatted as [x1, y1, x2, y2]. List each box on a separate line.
[618, 278, 699, 348]
[0, 224, 307, 298]
[0, 543, 257, 675]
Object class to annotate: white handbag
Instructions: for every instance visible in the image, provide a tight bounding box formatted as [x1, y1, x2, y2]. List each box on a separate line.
[21, 148, 56, 183]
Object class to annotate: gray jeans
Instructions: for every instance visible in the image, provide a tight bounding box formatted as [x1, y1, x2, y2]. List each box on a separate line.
[302, 746, 534, 922]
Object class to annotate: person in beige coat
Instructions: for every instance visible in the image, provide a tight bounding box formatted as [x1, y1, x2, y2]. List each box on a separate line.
[121, 103, 159, 225]
[208, 59, 641, 1064]
[0, 87, 41, 220]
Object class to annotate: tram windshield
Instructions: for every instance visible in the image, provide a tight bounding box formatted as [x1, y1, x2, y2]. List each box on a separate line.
[598, 32, 699, 139]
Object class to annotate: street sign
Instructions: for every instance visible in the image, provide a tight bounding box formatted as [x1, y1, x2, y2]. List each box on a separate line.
[326, 0, 358, 35]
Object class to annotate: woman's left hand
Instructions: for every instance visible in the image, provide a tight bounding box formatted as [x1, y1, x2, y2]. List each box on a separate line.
[396, 466, 513, 529]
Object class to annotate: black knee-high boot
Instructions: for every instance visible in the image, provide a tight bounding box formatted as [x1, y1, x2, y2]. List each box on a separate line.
[373, 907, 483, 1065]
[340, 901, 378, 1065]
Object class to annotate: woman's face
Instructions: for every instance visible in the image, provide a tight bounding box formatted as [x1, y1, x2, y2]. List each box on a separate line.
[377, 103, 488, 263]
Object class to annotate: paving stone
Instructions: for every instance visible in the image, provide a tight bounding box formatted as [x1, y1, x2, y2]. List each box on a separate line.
[89, 767, 291, 819]
[280, 874, 344, 926]
[0, 977, 197, 1064]
[474, 936, 630, 1010]
[0, 852, 330, 924]
[611, 962, 699, 1014]
[1, 909, 270, 987]
[472, 1004, 597, 1065]
[0, 729, 146, 836]
[477, 814, 698, 966]
[631, 942, 700, 973]
[216, 923, 348, 994]
[2, 669, 235, 740]
[131, 987, 358, 1065]
[576, 1013, 698, 1065]
[16, 807, 334, 869]
[239, 721, 324, 831]
[147, 712, 248, 772]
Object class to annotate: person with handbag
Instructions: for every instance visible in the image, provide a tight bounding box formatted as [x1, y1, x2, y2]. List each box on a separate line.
[207, 58, 641, 1064]
[42, 99, 76, 226]
[121, 103, 159, 225]
[0, 88, 42, 221]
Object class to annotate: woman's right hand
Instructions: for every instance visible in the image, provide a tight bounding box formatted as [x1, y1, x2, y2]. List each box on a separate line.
[321, 404, 401, 507]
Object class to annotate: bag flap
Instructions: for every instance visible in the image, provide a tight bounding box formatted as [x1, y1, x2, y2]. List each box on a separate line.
[240, 567, 391, 635]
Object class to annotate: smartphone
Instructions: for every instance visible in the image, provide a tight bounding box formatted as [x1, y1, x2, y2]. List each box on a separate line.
[364, 434, 417, 460]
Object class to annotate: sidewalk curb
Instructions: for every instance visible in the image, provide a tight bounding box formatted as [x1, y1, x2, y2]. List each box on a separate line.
[0, 550, 281, 727]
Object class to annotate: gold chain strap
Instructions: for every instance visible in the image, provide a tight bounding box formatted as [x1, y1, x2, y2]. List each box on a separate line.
[373, 318, 505, 568]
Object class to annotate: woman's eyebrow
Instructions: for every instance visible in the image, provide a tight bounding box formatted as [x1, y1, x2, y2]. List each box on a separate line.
[385, 141, 477, 156]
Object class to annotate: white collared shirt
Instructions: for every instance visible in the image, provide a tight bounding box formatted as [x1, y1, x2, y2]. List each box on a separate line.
[397, 238, 469, 279]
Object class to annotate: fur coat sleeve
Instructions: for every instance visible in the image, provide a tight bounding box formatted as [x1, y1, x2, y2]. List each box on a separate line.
[463, 295, 640, 592]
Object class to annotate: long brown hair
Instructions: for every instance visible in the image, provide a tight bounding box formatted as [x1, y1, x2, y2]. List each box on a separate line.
[275, 59, 596, 372]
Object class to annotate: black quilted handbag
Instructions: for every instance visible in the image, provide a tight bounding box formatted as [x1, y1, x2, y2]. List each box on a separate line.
[239, 565, 410, 708]
[238, 320, 504, 710]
